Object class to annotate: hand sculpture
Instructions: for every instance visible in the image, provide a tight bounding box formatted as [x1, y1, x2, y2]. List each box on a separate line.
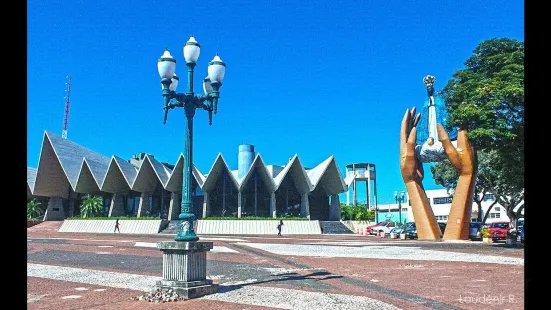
[437, 125, 476, 240]
[400, 108, 442, 240]
[400, 107, 423, 184]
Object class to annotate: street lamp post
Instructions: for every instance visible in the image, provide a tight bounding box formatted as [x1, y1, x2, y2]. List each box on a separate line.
[157, 36, 226, 242]
[394, 190, 405, 223]
[153, 36, 224, 299]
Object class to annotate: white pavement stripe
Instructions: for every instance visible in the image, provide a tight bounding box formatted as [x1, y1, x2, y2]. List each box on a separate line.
[27, 263, 162, 292]
[156, 236, 249, 242]
[27, 263, 399, 310]
[134, 242, 239, 253]
[202, 285, 400, 310]
[28, 237, 135, 243]
[236, 243, 525, 265]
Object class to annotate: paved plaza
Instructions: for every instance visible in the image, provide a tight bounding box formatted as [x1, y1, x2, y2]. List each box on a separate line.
[27, 222, 524, 309]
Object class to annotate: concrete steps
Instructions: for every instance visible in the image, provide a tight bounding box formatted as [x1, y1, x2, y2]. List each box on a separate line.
[319, 221, 354, 234]
[27, 221, 63, 233]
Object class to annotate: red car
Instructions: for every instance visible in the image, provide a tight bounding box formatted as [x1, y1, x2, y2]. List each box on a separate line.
[487, 222, 510, 241]
[365, 221, 392, 235]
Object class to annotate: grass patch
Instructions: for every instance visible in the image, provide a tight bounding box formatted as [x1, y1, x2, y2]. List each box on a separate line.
[204, 216, 308, 220]
[66, 216, 159, 220]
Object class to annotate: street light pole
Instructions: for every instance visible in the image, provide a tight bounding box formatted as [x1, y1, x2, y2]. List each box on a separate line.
[394, 190, 405, 223]
[157, 36, 226, 242]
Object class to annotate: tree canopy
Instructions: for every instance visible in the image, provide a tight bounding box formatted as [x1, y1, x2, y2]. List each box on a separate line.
[441, 38, 524, 154]
[433, 38, 524, 226]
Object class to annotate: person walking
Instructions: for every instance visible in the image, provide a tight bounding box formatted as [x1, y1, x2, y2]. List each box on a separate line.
[277, 220, 283, 236]
[114, 219, 121, 233]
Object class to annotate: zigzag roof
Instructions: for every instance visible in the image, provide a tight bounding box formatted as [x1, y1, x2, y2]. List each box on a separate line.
[273, 154, 312, 194]
[164, 154, 206, 192]
[131, 155, 167, 193]
[112, 155, 139, 186]
[201, 154, 239, 191]
[74, 159, 101, 193]
[27, 167, 37, 193]
[45, 131, 110, 189]
[148, 155, 172, 186]
[307, 156, 347, 195]
[238, 154, 276, 192]
[101, 156, 133, 194]
[29, 131, 347, 197]
[27, 167, 37, 198]
[33, 132, 79, 198]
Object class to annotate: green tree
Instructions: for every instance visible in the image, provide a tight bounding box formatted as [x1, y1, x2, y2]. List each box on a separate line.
[431, 151, 499, 223]
[339, 203, 374, 221]
[440, 38, 524, 227]
[27, 199, 43, 219]
[80, 195, 104, 218]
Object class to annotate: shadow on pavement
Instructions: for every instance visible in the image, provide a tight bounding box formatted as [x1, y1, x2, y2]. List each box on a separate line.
[217, 271, 343, 293]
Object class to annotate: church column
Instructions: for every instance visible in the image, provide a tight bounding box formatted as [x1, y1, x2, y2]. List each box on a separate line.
[43, 197, 65, 221]
[137, 193, 151, 218]
[270, 192, 276, 218]
[300, 193, 310, 219]
[202, 191, 210, 219]
[108, 194, 125, 217]
[237, 192, 243, 218]
[168, 192, 181, 220]
[329, 194, 341, 221]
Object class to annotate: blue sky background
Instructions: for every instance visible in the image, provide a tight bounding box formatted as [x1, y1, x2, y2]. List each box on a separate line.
[27, 1, 524, 205]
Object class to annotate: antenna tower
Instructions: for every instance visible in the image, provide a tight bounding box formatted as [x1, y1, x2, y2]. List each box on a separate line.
[62, 75, 72, 139]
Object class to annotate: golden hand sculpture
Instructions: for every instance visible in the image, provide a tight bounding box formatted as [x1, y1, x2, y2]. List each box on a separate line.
[400, 108, 442, 240]
[437, 125, 476, 240]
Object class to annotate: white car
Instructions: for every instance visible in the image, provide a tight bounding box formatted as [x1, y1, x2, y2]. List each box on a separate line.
[370, 222, 396, 235]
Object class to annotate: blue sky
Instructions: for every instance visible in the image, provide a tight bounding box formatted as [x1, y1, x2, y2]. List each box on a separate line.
[27, 1, 524, 205]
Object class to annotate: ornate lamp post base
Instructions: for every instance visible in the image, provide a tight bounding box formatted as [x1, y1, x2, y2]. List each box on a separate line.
[156, 241, 218, 299]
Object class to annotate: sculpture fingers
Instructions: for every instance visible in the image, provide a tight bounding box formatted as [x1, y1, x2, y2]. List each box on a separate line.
[437, 124, 461, 169]
[413, 113, 421, 127]
[408, 107, 417, 130]
[417, 160, 424, 181]
[457, 129, 469, 150]
[400, 109, 411, 148]
[406, 127, 417, 156]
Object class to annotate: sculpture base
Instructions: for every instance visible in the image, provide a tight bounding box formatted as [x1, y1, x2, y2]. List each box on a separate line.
[155, 280, 219, 299]
[156, 241, 218, 299]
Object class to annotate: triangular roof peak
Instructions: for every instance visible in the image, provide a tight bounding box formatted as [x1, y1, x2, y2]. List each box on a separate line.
[273, 154, 312, 193]
[201, 153, 239, 191]
[238, 154, 275, 192]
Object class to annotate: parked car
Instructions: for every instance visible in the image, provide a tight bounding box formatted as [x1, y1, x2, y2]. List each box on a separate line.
[366, 221, 392, 234]
[390, 222, 415, 235]
[469, 222, 483, 240]
[370, 221, 396, 235]
[405, 222, 446, 239]
[487, 221, 510, 241]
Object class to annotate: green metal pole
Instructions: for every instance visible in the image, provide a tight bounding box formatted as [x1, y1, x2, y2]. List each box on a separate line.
[175, 63, 199, 242]
[187, 63, 196, 95]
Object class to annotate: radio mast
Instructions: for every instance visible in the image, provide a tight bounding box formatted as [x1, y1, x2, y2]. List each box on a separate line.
[62, 75, 72, 139]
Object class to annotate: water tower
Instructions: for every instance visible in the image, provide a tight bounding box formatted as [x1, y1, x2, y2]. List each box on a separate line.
[344, 163, 378, 215]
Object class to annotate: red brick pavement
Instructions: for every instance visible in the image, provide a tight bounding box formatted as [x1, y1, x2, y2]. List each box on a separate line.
[27, 225, 524, 309]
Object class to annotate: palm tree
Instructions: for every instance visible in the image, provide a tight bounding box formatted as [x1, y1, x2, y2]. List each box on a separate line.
[27, 199, 43, 219]
[80, 195, 104, 218]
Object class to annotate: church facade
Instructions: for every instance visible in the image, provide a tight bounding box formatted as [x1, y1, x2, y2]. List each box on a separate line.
[28, 131, 347, 222]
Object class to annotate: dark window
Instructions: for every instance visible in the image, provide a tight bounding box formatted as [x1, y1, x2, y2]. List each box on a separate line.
[491, 223, 508, 229]
[433, 197, 453, 204]
[483, 194, 495, 201]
